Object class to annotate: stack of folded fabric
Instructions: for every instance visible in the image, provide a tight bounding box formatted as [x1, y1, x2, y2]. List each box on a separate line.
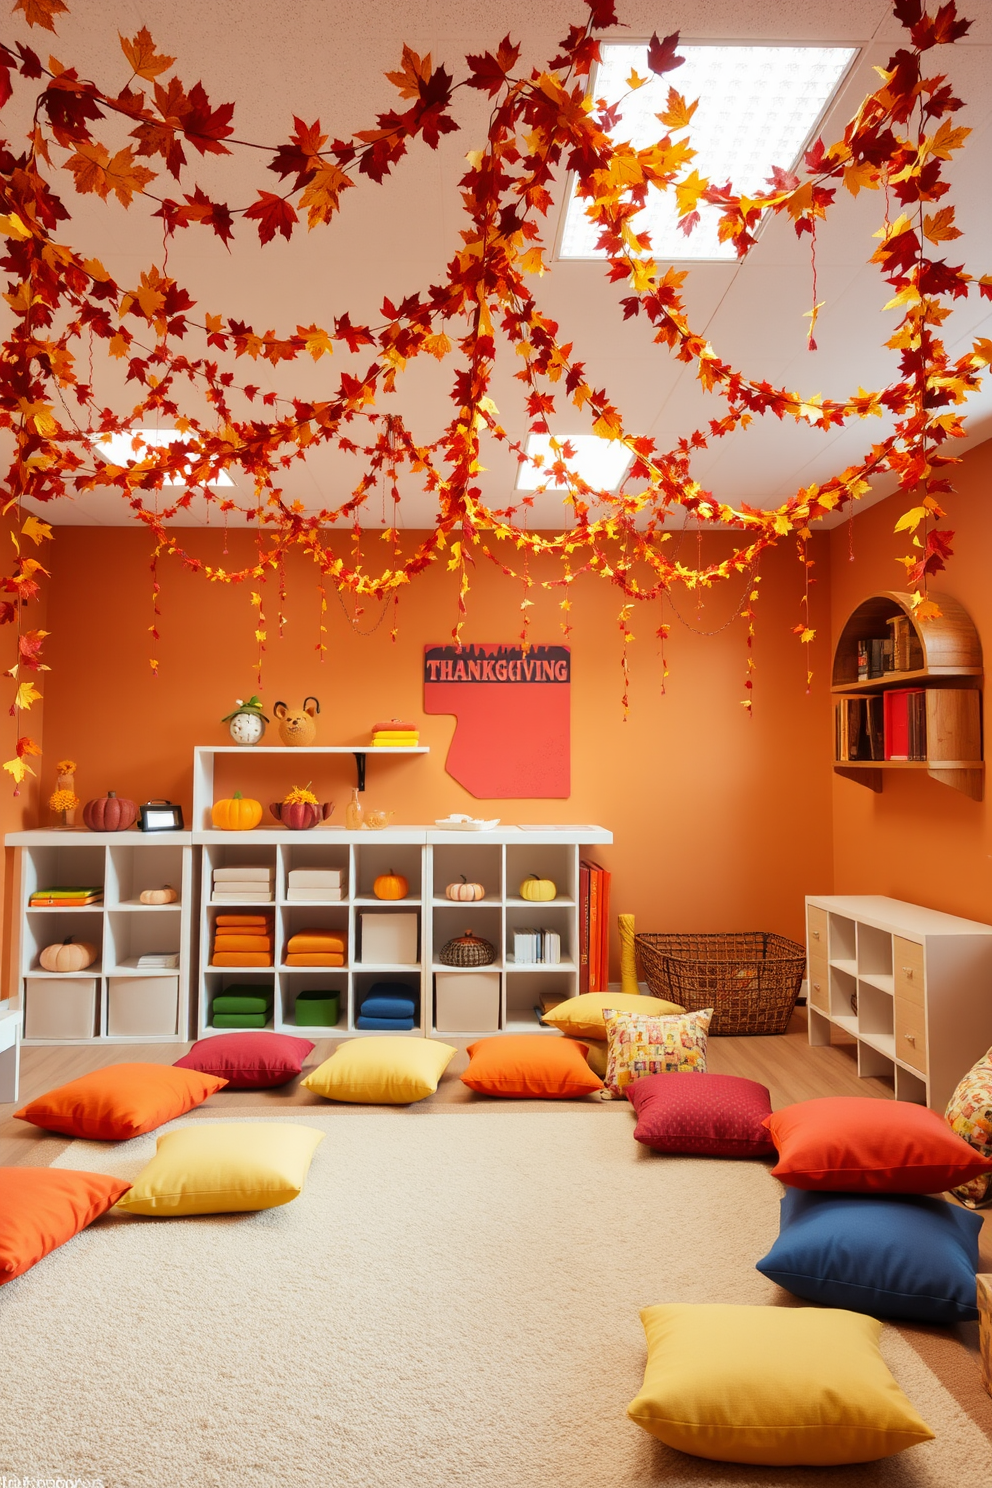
[212, 865, 274, 902]
[211, 984, 273, 1029]
[286, 867, 346, 902]
[371, 718, 419, 747]
[357, 981, 418, 1031]
[284, 927, 346, 967]
[211, 913, 274, 967]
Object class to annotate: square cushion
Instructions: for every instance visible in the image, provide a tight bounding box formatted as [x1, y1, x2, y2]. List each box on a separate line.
[757, 1188, 982, 1324]
[763, 1096, 992, 1193]
[944, 1049, 992, 1207]
[360, 995, 417, 1019]
[627, 1303, 933, 1466]
[627, 1072, 774, 1157]
[602, 1007, 712, 1098]
[302, 1037, 456, 1104]
[116, 1122, 324, 1216]
[575, 1036, 608, 1079]
[460, 1035, 602, 1099]
[0, 1167, 131, 1283]
[174, 1032, 314, 1090]
[541, 991, 684, 1041]
[355, 1015, 415, 1031]
[14, 1063, 228, 1140]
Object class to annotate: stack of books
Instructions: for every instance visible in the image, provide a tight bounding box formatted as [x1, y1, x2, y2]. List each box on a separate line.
[511, 929, 561, 965]
[834, 696, 884, 762]
[579, 860, 612, 993]
[136, 952, 180, 970]
[536, 989, 569, 1024]
[212, 865, 274, 902]
[371, 719, 419, 747]
[287, 867, 346, 902]
[29, 885, 103, 907]
[884, 688, 928, 761]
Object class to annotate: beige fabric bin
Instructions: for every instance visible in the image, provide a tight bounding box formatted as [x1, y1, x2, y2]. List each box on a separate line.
[24, 978, 97, 1039]
[360, 913, 418, 965]
[435, 972, 500, 1033]
[107, 976, 180, 1037]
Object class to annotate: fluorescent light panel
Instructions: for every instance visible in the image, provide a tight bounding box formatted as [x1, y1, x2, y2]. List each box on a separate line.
[560, 43, 856, 261]
[516, 433, 631, 493]
[91, 429, 234, 485]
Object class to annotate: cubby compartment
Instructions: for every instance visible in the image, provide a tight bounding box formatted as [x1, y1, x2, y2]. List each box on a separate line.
[505, 901, 572, 967]
[24, 977, 98, 1040]
[857, 1041, 895, 1093]
[895, 1064, 928, 1105]
[280, 971, 348, 1034]
[201, 971, 277, 1035]
[828, 914, 857, 971]
[22, 843, 106, 906]
[354, 844, 423, 903]
[279, 840, 350, 904]
[106, 909, 181, 973]
[279, 904, 349, 970]
[24, 911, 103, 976]
[504, 971, 570, 1033]
[505, 843, 576, 904]
[431, 844, 502, 904]
[857, 923, 893, 990]
[203, 842, 278, 903]
[357, 906, 419, 967]
[107, 843, 185, 908]
[352, 971, 422, 1033]
[828, 965, 858, 1033]
[434, 971, 500, 1035]
[857, 981, 894, 1059]
[432, 903, 501, 970]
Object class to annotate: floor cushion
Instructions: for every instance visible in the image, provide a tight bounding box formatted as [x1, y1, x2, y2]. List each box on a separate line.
[576, 1037, 608, 1079]
[460, 1035, 602, 1099]
[945, 1048, 992, 1207]
[116, 1123, 324, 1216]
[541, 991, 684, 1041]
[602, 1007, 712, 1098]
[757, 1188, 982, 1324]
[360, 994, 417, 1019]
[302, 1037, 456, 1104]
[627, 1071, 774, 1156]
[355, 1015, 415, 1031]
[174, 1032, 314, 1090]
[764, 1096, 992, 1193]
[14, 1064, 228, 1140]
[0, 1167, 131, 1283]
[627, 1303, 933, 1465]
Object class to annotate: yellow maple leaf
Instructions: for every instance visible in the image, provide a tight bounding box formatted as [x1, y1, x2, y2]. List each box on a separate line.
[21, 514, 52, 544]
[296, 323, 334, 361]
[658, 88, 698, 130]
[13, 0, 67, 32]
[0, 212, 32, 240]
[629, 258, 657, 293]
[120, 26, 175, 80]
[2, 755, 34, 784]
[14, 681, 42, 710]
[675, 169, 707, 218]
[423, 332, 452, 360]
[520, 247, 546, 275]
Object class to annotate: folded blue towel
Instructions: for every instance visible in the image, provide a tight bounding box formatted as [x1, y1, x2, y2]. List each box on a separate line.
[360, 995, 416, 1019]
[356, 1014, 416, 1031]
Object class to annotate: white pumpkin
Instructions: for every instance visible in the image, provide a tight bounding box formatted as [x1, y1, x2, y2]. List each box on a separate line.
[140, 885, 178, 905]
[445, 875, 485, 902]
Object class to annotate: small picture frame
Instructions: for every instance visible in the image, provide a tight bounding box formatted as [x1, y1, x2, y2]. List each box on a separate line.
[139, 800, 185, 832]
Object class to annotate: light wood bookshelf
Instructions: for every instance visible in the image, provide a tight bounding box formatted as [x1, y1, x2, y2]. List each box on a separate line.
[831, 590, 983, 799]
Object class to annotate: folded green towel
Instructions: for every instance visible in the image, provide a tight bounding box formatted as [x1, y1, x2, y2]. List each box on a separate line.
[212, 1012, 268, 1029]
[211, 994, 272, 1015]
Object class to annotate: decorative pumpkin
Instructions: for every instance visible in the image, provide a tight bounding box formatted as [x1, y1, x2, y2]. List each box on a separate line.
[39, 937, 98, 973]
[438, 929, 496, 967]
[82, 791, 139, 833]
[446, 874, 485, 902]
[273, 697, 319, 746]
[520, 873, 556, 902]
[139, 885, 178, 905]
[269, 798, 333, 830]
[211, 792, 264, 831]
[373, 871, 408, 900]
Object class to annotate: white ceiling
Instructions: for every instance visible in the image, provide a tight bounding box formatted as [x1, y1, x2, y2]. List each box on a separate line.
[6, 0, 992, 529]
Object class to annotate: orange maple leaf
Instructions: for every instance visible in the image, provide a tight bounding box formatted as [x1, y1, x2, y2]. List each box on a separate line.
[120, 26, 175, 80]
[923, 206, 962, 244]
[385, 45, 432, 99]
[657, 87, 698, 130]
[12, 0, 67, 32]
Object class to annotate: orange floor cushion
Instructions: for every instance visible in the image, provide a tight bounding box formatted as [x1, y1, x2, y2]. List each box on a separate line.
[0, 1167, 131, 1283]
[15, 1063, 228, 1140]
[460, 1035, 603, 1099]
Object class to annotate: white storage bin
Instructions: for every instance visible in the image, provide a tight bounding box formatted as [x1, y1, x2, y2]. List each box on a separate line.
[360, 913, 418, 965]
[24, 978, 97, 1039]
[435, 972, 500, 1033]
[107, 976, 180, 1037]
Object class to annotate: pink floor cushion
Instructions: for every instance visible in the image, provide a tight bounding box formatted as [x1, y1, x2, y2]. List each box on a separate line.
[174, 1032, 314, 1090]
[627, 1072, 775, 1156]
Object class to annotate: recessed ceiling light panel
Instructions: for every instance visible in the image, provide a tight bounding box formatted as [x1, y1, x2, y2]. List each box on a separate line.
[560, 43, 857, 262]
[90, 428, 234, 486]
[516, 433, 632, 492]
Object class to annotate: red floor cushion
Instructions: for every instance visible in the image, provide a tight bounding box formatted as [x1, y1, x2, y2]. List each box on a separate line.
[15, 1063, 228, 1140]
[174, 1032, 314, 1089]
[461, 1035, 603, 1099]
[628, 1072, 774, 1156]
[0, 1167, 130, 1283]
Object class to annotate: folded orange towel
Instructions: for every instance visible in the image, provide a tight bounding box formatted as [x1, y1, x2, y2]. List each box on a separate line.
[286, 931, 346, 955]
[285, 953, 345, 967]
[213, 935, 274, 954]
[211, 952, 274, 967]
[215, 914, 273, 928]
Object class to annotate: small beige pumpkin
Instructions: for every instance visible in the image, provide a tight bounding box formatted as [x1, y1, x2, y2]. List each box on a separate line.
[445, 874, 485, 902]
[139, 885, 178, 905]
[39, 937, 98, 973]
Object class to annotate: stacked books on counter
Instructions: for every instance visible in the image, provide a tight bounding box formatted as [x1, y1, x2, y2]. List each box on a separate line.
[579, 860, 611, 994]
[30, 885, 103, 907]
[212, 865, 274, 902]
[510, 929, 561, 965]
[287, 867, 346, 902]
[211, 913, 274, 967]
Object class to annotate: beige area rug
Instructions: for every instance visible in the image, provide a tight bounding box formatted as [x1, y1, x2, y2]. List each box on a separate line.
[1, 1107, 991, 1488]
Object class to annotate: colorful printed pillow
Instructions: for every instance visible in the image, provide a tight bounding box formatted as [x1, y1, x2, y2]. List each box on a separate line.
[602, 1007, 712, 1098]
[945, 1049, 992, 1207]
[174, 1032, 314, 1090]
[0, 1167, 131, 1284]
[763, 1096, 992, 1193]
[756, 1188, 982, 1324]
[460, 1035, 603, 1099]
[14, 1063, 228, 1140]
[627, 1072, 774, 1156]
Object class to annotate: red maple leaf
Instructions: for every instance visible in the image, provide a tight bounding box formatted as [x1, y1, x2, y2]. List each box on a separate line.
[585, 0, 619, 25]
[647, 31, 684, 77]
[181, 81, 234, 156]
[243, 191, 297, 244]
[466, 36, 521, 95]
[268, 116, 327, 188]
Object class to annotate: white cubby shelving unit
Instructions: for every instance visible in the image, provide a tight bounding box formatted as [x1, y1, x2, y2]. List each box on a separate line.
[806, 894, 992, 1111]
[6, 830, 194, 1045]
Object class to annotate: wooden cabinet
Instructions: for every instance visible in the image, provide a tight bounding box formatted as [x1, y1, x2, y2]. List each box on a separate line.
[806, 894, 992, 1110]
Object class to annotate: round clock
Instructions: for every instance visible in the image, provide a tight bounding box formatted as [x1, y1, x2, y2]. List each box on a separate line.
[222, 695, 268, 746]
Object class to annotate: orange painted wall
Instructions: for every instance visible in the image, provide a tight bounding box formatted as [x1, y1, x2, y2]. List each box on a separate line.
[35, 526, 835, 972]
[829, 435, 992, 923]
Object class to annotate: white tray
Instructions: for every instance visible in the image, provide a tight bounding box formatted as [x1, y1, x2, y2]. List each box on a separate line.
[434, 818, 501, 831]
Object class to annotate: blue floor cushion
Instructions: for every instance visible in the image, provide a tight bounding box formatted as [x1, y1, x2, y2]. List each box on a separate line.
[356, 1015, 415, 1031]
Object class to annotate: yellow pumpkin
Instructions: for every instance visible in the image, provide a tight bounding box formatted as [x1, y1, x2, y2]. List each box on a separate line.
[211, 791, 263, 831]
[39, 937, 98, 973]
[446, 875, 485, 902]
[520, 873, 556, 902]
[373, 871, 409, 900]
[139, 885, 178, 905]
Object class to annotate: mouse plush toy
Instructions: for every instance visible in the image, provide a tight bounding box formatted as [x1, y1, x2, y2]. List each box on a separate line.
[273, 696, 320, 746]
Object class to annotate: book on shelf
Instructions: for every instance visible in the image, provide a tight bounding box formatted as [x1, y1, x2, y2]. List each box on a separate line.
[834, 696, 885, 762]
[136, 952, 180, 969]
[883, 687, 927, 761]
[856, 640, 869, 680]
[213, 866, 274, 883]
[30, 886, 102, 906]
[511, 929, 561, 965]
[580, 860, 610, 991]
[867, 637, 894, 678]
[287, 868, 345, 888]
[578, 862, 590, 994]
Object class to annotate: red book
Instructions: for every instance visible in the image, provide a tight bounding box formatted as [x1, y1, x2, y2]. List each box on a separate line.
[578, 862, 590, 994]
[584, 860, 601, 992]
[884, 688, 923, 760]
[598, 868, 611, 991]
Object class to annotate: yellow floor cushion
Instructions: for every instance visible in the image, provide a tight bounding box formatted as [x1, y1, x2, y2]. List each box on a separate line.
[302, 1036, 456, 1104]
[575, 1037, 608, 1079]
[117, 1122, 324, 1217]
[627, 1303, 933, 1466]
[542, 992, 683, 1041]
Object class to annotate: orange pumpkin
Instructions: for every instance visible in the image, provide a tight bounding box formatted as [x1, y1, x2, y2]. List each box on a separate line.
[211, 792, 263, 831]
[373, 871, 408, 900]
[139, 885, 178, 905]
[39, 937, 98, 973]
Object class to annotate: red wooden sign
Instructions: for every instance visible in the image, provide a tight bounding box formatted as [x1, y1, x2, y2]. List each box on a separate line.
[424, 644, 570, 798]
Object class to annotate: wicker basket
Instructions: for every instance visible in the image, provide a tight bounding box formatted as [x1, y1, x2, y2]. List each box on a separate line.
[438, 930, 496, 968]
[635, 932, 806, 1036]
